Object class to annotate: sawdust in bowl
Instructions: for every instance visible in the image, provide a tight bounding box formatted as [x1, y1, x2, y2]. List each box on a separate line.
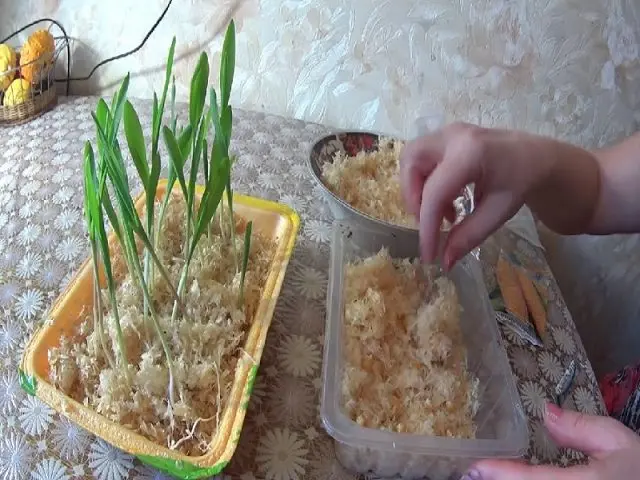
[48, 193, 275, 456]
[321, 138, 417, 228]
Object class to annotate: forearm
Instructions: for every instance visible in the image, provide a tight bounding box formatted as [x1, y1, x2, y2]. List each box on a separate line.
[525, 131, 640, 236]
[587, 132, 640, 234]
[523, 137, 602, 235]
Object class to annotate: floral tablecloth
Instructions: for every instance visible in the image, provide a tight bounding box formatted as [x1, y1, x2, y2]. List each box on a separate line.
[0, 97, 605, 480]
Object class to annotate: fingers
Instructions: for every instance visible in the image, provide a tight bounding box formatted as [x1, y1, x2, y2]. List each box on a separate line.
[418, 138, 481, 262]
[399, 134, 441, 217]
[466, 459, 595, 480]
[544, 402, 639, 456]
[443, 191, 515, 269]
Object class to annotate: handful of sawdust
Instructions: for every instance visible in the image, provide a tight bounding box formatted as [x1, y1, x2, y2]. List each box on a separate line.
[321, 137, 417, 227]
[341, 248, 479, 438]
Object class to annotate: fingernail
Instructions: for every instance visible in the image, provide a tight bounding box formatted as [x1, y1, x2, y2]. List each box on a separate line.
[545, 401, 562, 423]
[460, 469, 483, 480]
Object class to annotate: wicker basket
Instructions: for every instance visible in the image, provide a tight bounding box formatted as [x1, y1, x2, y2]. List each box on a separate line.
[0, 30, 68, 126]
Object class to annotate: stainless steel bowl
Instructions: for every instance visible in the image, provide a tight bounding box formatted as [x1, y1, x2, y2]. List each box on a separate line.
[308, 131, 474, 246]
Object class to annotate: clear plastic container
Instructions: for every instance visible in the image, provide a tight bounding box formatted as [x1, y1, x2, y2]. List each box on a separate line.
[321, 221, 529, 479]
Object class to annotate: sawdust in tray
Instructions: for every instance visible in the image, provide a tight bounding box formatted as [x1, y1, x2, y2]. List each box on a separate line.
[48, 193, 275, 456]
[341, 248, 479, 438]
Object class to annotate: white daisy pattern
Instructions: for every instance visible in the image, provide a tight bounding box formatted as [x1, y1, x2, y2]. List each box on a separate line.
[19, 202, 39, 219]
[55, 236, 84, 262]
[538, 351, 564, 383]
[258, 172, 281, 189]
[276, 294, 325, 336]
[14, 289, 44, 321]
[19, 396, 54, 436]
[17, 252, 43, 279]
[573, 386, 599, 415]
[268, 376, 316, 426]
[289, 264, 327, 300]
[304, 220, 332, 243]
[52, 417, 91, 461]
[0, 282, 20, 307]
[38, 263, 65, 289]
[0, 370, 22, 414]
[510, 347, 538, 379]
[278, 335, 322, 377]
[38, 232, 58, 251]
[52, 187, 74, 205]
[54, 210, 80, 231]
[31, 458, 70, 480]
[552, 326, 577, 355]
[20, 180, 42, 197]
[519, 381, 548, 418]
[18, 224, 40, 246]
[0, 433, 33, 480]
[256, 428, 309, 480]
[0, 319, 22, 354]
[88, 439, 134, 480]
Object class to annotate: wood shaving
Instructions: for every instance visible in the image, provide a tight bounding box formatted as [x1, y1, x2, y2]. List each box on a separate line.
[341, 248, 479, 438]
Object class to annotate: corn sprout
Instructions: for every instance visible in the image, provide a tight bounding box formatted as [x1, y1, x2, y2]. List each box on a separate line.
[82, 20, 252, 409]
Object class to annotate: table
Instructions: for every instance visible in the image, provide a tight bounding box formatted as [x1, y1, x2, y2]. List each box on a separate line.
[0, 97, 605, 479]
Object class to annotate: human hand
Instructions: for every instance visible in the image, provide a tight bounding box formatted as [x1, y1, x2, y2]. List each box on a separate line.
[462, 402, 640, 480]
[399, 123, 556, 269]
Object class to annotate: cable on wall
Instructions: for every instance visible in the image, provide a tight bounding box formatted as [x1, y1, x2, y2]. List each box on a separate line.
[0, 0, 173, 94]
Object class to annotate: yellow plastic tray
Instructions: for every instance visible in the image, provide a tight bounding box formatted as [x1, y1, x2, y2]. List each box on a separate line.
[20, 181, 300, 479]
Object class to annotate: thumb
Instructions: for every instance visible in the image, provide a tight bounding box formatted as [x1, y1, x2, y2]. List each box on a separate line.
[466, 459, 593, 480]
[544, 402, 638, 456]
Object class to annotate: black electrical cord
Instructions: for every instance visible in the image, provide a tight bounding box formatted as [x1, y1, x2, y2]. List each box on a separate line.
[0, 0, 173, 95]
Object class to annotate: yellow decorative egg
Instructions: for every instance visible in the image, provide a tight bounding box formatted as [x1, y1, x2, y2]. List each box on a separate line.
[0, 43, 17, 67]
[20, 29, 55, 83]
[0, 58, 15, 92]
[3, 78, 31, 106]
[0, 44, 17, 91]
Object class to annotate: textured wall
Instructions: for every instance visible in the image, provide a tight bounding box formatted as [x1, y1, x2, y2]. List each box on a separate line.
[3, 0, 640, 375]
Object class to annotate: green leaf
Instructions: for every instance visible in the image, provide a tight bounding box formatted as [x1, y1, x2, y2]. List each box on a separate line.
[189, 53, 210, 130]
[202, 139, 209, 184]
[148, 151, 161, 201]
[178, 125, 194, 159]
[95, 99, 111, 133]
[151, 92, 160, 149]
[136, 455, 229, 480]
[110, 73, 130, 142]
[220, 105, 233, 149]
[170, 75, 177, 134]
[238, 220, 252, 305]
[191, 157, 230, 258]
[187, 119, 206, 213]
[158, 37, 176, 120]
[163, 126, 189, 202]
[18, 369, 37, 396]
[123, 101, 149, 186]
[219, 20, 236, 110]
[209, 88, 226, 151]
[83, 142, 96, 238]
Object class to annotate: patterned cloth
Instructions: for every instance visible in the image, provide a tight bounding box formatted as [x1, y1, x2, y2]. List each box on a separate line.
[0, 97, 606, 479]
[600, 364, 640, 433]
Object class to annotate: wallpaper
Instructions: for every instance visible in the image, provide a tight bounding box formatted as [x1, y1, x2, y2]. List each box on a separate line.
[2, 0, 640, 374]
